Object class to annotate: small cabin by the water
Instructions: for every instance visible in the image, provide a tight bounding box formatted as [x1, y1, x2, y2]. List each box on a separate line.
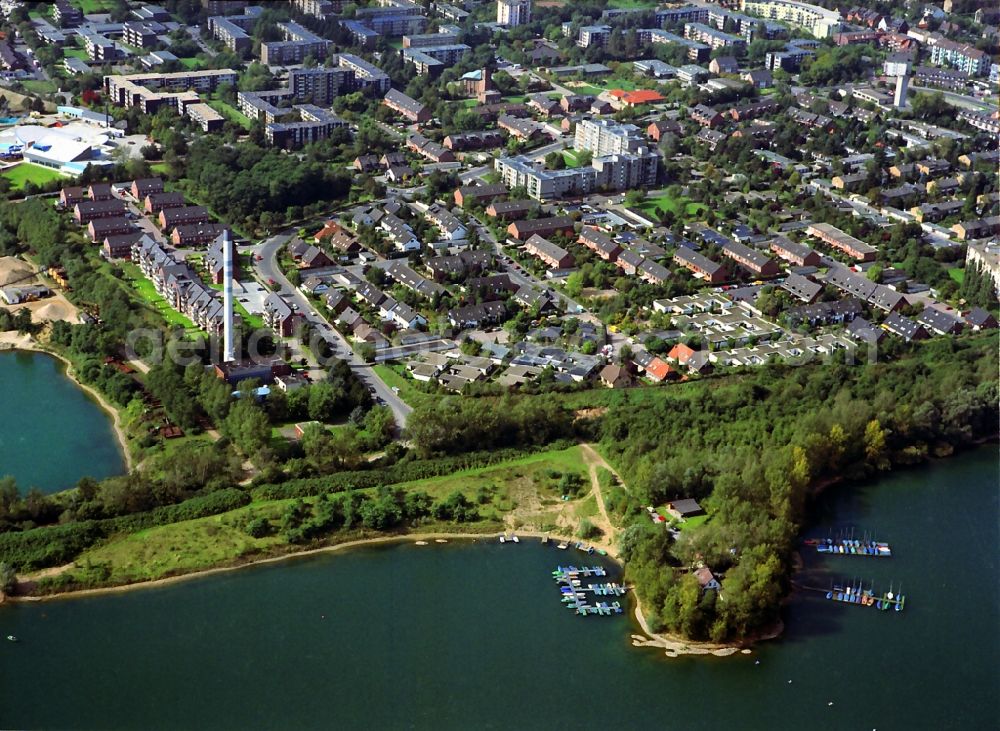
[695, 567, 720, 592]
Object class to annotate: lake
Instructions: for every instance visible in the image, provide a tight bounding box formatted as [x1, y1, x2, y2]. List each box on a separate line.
[0, 350, 126, 494]
[0, 447, 996, 730]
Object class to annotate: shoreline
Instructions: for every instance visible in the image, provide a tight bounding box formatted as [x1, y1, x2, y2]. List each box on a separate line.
[0, 333, 133, 472]
[11, 527, 751, 658]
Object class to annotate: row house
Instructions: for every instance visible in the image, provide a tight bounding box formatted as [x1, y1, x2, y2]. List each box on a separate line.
[75, 199, 127, 224]
[674, 247, 726, 284]
[406, 134, 456, 163]
[769, 236, 821, 266]
[780, 272, 823, 303]
[130, 178, 163, 199]
[720, 240, 780, 277]
[427, 250, 492, 282]
[87, 217, 133, 242]
[454, 183, 507, 208]
[159, 205, 209, 230]
[380, 213, 421, 252]
[786, 298, 863, 327]
[59, 186, 87, 209]
[910, 200, 965, 223]
[507, 216, 575, 241]
[424, 203, 467, 241]
[578, 228, 622, 262]
[263, 293, 298, 337]
[447, 301, 508, 329]
[690, 104, 724, 128]
[807, 223, 877, 262]
[383, 88, 430, 123]
[144, 191, 186, 214]
[132, 237, 233, 335]
[171, 222, 227, 247]
[523, 235, 575, 270]
[385, 261, 446, 299]
[487, 200, 535, 220]
[443, 130, 504, 151]
[102, 231, 148, 260]
[825, 265, 906, 312]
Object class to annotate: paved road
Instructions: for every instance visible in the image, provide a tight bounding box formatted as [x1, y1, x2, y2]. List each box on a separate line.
[253, 232, 414, 428]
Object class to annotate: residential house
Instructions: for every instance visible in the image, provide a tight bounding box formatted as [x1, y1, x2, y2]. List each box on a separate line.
[882, 312, 927, 341]
[578, 228, 622, 262]
[599, 364, 634, 389]
[263, 293, 298, 337]
[673, 247, 726, 283]
[171, 222, 228, 247]
[916, 306, 963, 336]
[523, 234, 575, 270]
[130, 178, 163, 199]
[454, 183, 508, 208]
[159, 205, 210, 230]
[75, 199, 127, 224]
[87, 217, 133, 241]
[507, 216, 575, 241]
[144, 191, 186, 214]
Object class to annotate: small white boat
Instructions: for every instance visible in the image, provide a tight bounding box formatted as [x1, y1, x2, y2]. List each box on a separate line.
[557, 542, 568, 550]
[6, 635, 17, 642]
[512, 535, 520, 544]
[499, 535, 506, 544]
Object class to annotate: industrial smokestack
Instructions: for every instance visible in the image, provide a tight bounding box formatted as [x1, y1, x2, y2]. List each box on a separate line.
[894, 74, 909, 109]
[222, 230, 235, 363]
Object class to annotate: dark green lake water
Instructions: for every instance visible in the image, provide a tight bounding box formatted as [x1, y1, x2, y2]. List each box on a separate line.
[0, 350, 126, 493]
[0, 448, 996, 730]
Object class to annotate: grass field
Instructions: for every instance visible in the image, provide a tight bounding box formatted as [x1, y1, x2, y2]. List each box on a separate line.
[207, 99, 252, 130]
[1, 164, 65, 190]
[63, 47, 89, 61]
[56, 446, 590, 588]
[150, 162, 170, 176]
[19, 79, 57, 96]
[178, 56, 204, 71]
[638, 193, 707, 219]
[562, 149, 583, 167]
[948, 267, 965, 284]
[121, 262, 197, 329]
[71, 0, 116, 12]
[372, 364, 437, 408]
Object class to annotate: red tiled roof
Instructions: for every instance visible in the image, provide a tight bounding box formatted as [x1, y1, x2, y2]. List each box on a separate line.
[645, 357, 673, 381]
[622, 89, 665, 105]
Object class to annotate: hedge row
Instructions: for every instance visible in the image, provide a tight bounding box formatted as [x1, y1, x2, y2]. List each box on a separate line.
[251, 441, 577, 502]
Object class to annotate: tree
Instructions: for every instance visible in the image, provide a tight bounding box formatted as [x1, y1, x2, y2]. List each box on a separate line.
[0, 561, 15, 595]
[223, 398, 270, 457]
[864, 419, 890, 471]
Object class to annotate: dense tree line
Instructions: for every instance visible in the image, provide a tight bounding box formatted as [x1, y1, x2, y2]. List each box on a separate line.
[604, 335, 998, 641]
[181, 139, 352, 234]
[404, 395, 578, 458]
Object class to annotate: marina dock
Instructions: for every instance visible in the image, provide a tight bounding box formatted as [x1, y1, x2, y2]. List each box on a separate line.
[552, 566, 626, 616]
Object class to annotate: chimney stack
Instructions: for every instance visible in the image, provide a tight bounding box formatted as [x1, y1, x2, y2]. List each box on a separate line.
[222, 230, 235, 363]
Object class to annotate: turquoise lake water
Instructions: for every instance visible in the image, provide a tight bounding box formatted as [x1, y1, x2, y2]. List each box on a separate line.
[0, 350, 126, 493]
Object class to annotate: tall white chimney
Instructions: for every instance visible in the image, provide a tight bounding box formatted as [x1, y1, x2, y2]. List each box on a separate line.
[222, 230, 235, 363]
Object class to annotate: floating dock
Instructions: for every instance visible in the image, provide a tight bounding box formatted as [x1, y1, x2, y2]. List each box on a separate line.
[815, 538, 891, 557]
[825, 583, 906, 611]
[552, 566, 626, 616]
